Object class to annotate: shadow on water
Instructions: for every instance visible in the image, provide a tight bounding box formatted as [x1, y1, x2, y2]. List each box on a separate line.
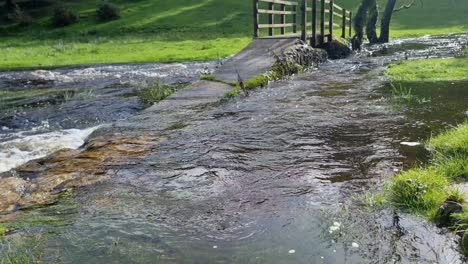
[0, 34, 467, 263]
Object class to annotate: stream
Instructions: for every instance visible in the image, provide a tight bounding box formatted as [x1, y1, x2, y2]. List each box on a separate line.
[0, 34, 467, 263]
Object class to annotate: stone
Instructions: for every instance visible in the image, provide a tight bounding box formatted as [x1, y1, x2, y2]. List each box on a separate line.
[435, 200, 464, 227]
[273, 40, 328, 75]
[319, 40, 353, 60]
[0, 134, 165, 215]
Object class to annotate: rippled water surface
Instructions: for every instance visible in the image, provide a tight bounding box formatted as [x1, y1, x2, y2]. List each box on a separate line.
[1, 34, 467, 263]
[0, 61, 216, 172]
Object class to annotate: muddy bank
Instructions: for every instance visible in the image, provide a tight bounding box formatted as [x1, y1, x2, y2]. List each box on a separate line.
[0, 34, 468, 263]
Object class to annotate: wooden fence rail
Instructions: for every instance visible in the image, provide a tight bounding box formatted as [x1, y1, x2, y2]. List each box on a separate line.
[253, 0, 352, 47]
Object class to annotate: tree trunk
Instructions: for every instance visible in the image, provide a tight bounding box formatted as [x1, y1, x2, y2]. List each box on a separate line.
[6, 0, 17, 13]
[379, 0, 397, 43]
[352, 0, 374, 50]
[366, 0, 379, 43]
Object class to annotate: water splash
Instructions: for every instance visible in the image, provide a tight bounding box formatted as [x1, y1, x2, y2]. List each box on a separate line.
[0, 126, 100, 173]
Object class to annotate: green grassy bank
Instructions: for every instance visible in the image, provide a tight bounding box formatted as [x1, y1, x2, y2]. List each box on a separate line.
[387, 49, 468, 82]
[387, 123, 468, 214]
[0, 0, 467, 69]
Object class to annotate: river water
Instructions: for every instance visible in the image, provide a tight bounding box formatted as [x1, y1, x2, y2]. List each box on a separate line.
[0, 61, 216, 173]
[0, 34, 467, 263]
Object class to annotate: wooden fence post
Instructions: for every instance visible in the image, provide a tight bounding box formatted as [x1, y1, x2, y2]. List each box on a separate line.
[280, 4, 286, 35]
[341, 9, 346, 38]
[349, 11, 352, 37]
[329, 0, 333, 42]
[268, 2, 274, 36]
[253, 0, 259, 38]
[293, 4, 297, 33]
[301, 0, 307, 41]
[311, 0, 317, 46]
[320, 0, 325, 45]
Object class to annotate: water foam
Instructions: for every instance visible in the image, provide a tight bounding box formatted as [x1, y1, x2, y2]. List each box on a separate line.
[0, 126, 100, 173]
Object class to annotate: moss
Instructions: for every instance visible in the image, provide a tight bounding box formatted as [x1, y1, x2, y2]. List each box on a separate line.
[0, 233, 49, 263]
[200, 74, 236, 86]
[244, 75, 270, 90]
[167, 123, 187, 130]
[223, 58, 304, 99]
[0, 226, 6, 238]
[223, 87, 242, 99]
[463, 231, 468, 256]
[0, 189, 78, 234]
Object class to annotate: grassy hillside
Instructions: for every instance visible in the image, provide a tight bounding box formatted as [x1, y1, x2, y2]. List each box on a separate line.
[0, 0, 466, 69]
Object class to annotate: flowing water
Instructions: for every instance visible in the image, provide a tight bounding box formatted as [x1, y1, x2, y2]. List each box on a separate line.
[0, 34, 467, 263]
[0, 61, 217, 173]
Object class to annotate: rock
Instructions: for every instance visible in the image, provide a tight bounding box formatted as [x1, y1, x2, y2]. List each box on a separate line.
[319, 40, 352, 60]
[435, 200, 464, 227]
[289, 40, 328, 66]
[273, 40, 328, 75]
[0, 177, 27, 212]
[0, 134, 165, 215]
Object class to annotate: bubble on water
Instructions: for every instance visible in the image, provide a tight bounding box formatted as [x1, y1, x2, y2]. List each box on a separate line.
[329, 221, 342, 234]
[400, 142, 421, 147]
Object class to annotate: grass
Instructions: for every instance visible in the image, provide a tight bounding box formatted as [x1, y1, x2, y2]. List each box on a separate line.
[137, 80, 180, 105]
[428, 122, 468, 155]
[388, 168, 450, 215]
[391, 83, 415, 102]
[224, 55, 308, 99]
[0, 0, 467, 69]
[0, 226, 6, 238]
[387, 56, 468, 82]
[224, 72, 277, 99]
[385, 122, 468, 219]
[200, 74, 237, 86]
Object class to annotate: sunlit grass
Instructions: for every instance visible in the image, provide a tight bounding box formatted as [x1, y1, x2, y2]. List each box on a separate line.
[387, 56, 468, 82]
[386, 123, 468, 219]
[388, 168, 449, 215]
[0, 36, 251, 69]
[434, 155, 468, 181]
[428, 122, 468, 155]
[0, 0, 467, 68]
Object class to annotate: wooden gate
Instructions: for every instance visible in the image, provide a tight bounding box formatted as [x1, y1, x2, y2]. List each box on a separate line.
[253, 0, 352, 47]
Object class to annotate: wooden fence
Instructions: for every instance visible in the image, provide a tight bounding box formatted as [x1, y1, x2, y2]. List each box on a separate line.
[253, 0, 352, 47]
